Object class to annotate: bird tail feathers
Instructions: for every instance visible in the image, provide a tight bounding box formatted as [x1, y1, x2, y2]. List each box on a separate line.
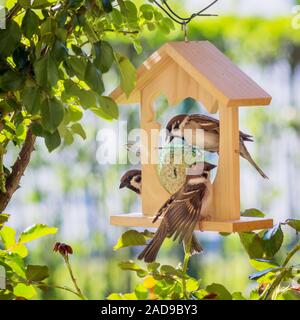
[138, 224, 168, 263]
[190, 234, 203, 255]
[240, 142, 269, 179]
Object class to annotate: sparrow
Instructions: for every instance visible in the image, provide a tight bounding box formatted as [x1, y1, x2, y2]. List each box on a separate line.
[119, 169, 203, 257]
[138, 162, 216, 263]
[119, 169, 142, 195]
[166, 114, 268, 179]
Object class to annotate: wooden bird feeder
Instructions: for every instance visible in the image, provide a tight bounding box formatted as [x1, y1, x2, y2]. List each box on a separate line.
[110, 41, 273, 233]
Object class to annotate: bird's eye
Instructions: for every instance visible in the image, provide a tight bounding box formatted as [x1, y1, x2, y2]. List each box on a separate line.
[135, 175, 141, 183]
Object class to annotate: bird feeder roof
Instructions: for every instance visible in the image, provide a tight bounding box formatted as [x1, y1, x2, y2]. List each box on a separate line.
[110, 41, 271, 107]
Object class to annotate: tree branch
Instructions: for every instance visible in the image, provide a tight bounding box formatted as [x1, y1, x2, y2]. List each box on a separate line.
[0, 129, 36, 213]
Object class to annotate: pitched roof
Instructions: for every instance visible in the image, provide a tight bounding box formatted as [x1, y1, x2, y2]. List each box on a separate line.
[110, 41, 272, 107]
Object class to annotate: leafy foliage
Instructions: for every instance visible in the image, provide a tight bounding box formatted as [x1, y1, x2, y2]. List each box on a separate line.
[0, 214, 57, 299]
[0, 0, 173, 153]
[110, 217, 300, 300]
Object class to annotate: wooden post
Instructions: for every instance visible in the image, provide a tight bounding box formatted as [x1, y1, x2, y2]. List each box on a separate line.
[140, 87, 171, 216]
[212, 105, 240, 221]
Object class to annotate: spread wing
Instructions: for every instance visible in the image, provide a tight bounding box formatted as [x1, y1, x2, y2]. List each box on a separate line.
[152, 192, 178, 223]
[163, 182, 207, 243]
[188, 114, 253, 142]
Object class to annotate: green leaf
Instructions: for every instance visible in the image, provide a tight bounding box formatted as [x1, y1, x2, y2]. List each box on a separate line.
[242, 208, 265, 218]
[186, 278, 200, 292]
[99, 96, 119, 119]
[250, 289, 260, 300]
[286, 219, 300, 232]
[22, 10, 40, 39]
[249, 268, 280, 281]
[19, 224, 57, 244]
[232, 292, 247, 300]
[52, 40, 68, 62]
[140, 4, 154, 20]
[147, 262, 160, 272]
[0, 21, 21, 57]
[107, 292, 137, 300]
[0, 226, 28, 257]
[118, 260, 147, 277]
[90, 106, 114, 121]
[239, 232, 265, 259]
[0, 71, 25, 91]
[0, 214, 9, 230]
[41, 97, 64, 133]
[40, 17, 56, 44]
[114, 230, 146, 251]
[250, 258, 279, 271]
[34, 54, 59, 88]
[66, 105, 83, 122]
[160, 265, 182, 277]
[31, 123, 45, 137]
[262, 224, 284, 258]
[13, 283, 36, 299]
[135, 283, 148, 300]
[116, 53, 136, 97]
[122, 1, 138, 23]
[280, 289, 300, 300]
[22, 86, 41, 115]
[18, 0, 32, 9]
[3, 253, 26, 278]
[84, 62, 104, 94]
[206, 283, 232, 300]
[32, 0, 54, 9]
[93, 41, 114, 73]
[26, 265, 49, 282]
[0, 226, 16, 249]
[71, 123, 86, 140]
[0, 290, 14, 300]
[45, 130, 61, 152]
[101, 0, 113, 13]
[66, 56, 87, 80]
[110, 8, 123, 27]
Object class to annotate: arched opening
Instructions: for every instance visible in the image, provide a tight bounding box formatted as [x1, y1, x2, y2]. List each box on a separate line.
[153, 94, 218, 194]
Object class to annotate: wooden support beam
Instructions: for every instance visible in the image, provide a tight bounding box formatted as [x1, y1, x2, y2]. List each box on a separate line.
[212, 105, 240, 221]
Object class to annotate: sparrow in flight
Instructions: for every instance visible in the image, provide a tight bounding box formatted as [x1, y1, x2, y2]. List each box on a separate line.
[119, 169, 203, 258]
[137, 162, 216, 263]
[166, 114, 268, 179]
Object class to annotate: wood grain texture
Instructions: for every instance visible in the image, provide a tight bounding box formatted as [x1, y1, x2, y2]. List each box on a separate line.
[110, 213, 273, 233]
[110, 41, 272, 231]
[212, 105, 240, 220]
[110, 41, 272, 107]
[140, 62, 220, 216]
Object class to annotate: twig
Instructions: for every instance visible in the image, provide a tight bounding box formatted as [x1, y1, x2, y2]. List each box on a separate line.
[0, 146, 6, 193]
[283, 244, 300, 267]
[104, 29, 139, 34]
[0, 129, 36, 213]
[152, 0, 218, 25]
[182, 239, 192, 299]
[5, 3, 22, 21]
[260, 242, 300, 300]
[64, 255, 87, 300]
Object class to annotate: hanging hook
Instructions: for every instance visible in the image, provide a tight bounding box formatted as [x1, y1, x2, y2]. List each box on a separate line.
[182, 22, 188, 42]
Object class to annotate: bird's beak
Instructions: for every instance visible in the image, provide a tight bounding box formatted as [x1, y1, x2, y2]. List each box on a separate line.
[165, 132, 175, 144]
[119, 181, 127, 189]
[204, 162, 217, 172]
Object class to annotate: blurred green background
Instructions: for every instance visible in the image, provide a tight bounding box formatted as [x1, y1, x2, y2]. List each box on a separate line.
[5, 0, 300, 299]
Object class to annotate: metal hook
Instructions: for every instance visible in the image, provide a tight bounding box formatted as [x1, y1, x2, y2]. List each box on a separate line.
[182, 22, 188, 42]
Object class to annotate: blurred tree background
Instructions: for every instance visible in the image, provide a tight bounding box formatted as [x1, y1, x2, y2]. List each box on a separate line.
[4, 0, 300, 299]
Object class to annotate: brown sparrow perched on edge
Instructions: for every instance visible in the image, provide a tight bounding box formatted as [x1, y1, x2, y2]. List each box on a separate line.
[166, 114, 268, 179]
[119, 169, 204, 258]
[137, 162, 216, 263]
